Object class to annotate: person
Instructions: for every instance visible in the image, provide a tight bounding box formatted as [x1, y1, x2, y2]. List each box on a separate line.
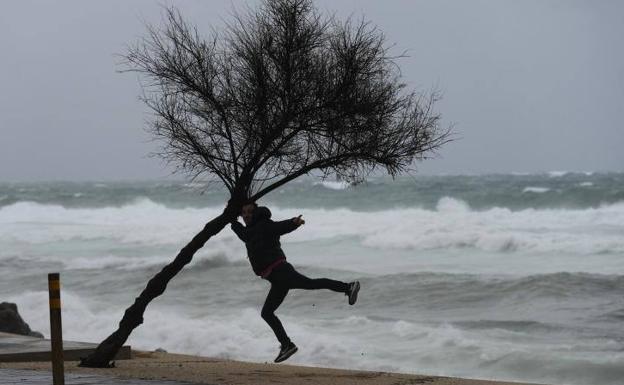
[231, 202, 360, 363]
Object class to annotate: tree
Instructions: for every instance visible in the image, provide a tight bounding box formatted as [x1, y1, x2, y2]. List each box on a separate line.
[79, 0, 450, 367]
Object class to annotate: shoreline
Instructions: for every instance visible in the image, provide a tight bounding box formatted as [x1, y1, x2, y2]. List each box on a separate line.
[0, 350, 547, 385]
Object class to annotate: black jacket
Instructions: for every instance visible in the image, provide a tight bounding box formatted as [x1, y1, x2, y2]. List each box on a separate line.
[231, 206, 300, 276]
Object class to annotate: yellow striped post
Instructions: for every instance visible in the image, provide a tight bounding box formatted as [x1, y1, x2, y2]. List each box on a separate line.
[48, 273, 64, 385]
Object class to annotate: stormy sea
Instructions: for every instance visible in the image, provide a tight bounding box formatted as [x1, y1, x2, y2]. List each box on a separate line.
[1, 172, 623, 385]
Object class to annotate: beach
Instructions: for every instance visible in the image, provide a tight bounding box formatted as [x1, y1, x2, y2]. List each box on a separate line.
[0, 350, 544, 385]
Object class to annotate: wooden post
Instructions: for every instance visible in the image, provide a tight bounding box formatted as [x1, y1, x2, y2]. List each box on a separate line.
[48, 273, 65, 385]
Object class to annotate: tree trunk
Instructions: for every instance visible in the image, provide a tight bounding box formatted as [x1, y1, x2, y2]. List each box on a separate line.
[78, 202, 240, 368]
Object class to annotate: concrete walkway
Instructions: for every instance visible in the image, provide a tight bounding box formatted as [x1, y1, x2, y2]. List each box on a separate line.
[0, 368, 204, 385]
[0, 332, 130, 362]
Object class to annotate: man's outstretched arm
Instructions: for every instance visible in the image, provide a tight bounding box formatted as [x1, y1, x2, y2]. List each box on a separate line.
[271, 215, 305, 236]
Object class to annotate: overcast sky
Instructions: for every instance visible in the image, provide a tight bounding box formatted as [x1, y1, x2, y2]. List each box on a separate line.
[1, 0, 622, 181]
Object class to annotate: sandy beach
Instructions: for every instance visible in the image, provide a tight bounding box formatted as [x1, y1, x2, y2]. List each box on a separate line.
[0, 350, 546, 385]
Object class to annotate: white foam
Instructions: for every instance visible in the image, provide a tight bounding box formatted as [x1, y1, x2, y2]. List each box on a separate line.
[10, 289, 615, 385]
[0, 199, 228, 246]
[523, 187, 550, 193]
[436, 196, 471, 212]
[314, 180, 350, 190]
[357, 200, 624, 256]
[6, 290, 113, 342]
[546, 171, 593, 177]
[47, 254, 173, 270]
[0, 290, 487, 371]
[2, 198, 624, 275]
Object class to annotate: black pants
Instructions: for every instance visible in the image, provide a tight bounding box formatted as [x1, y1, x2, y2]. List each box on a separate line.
[261, 262, 349, 345]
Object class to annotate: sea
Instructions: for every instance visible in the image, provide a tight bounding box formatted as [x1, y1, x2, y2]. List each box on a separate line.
[1, 172, 623, 385]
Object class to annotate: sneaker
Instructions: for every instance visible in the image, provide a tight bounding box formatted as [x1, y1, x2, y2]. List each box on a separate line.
[347, 281, 360, 305]
[274, 342, 298, 363]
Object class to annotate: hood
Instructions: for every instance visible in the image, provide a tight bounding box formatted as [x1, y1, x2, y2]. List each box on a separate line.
[252, 206, 272, 225]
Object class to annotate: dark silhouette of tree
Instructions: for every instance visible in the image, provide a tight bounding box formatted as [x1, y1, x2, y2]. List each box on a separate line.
[79, 0, 450, 367]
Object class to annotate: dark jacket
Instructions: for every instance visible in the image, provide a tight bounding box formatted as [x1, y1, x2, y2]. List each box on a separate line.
[231, 206, 300, 276]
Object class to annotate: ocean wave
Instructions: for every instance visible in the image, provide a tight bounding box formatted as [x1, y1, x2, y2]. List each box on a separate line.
[190, 253, 241, 270]
[452, 319, 559, 333]
[0, 249, 245, 275]
[313, 180, 351, 190]
[599, 309, 624, 321]
[477, 350, 624, 385]
[54, 254, 175, 271]
[360, 198, 624, 255]
[352, 271, 624, 325]
[522, 186, 550, 193]
[0, 199, 230, 245]
[6, 274, 624, 385]
[548, 171, 569, 177]
[36, 302, 624, 385]
[1, 174, 623, 211]
[3, 198, 624, 258]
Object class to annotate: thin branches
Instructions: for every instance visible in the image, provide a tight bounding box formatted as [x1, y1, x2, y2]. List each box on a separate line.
[124, 0, 451, 199]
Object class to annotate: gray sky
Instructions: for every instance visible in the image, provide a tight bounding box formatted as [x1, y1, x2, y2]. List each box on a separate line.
[1, 0, 622, 181]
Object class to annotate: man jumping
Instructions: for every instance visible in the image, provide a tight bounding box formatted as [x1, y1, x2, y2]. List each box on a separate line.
[231, 202, 360, 363]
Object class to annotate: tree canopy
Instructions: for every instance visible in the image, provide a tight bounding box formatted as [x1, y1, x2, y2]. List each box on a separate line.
[124, 0, 449, 201]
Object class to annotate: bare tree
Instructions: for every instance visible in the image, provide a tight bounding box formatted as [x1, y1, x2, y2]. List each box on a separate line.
[79, 0, 450, 367]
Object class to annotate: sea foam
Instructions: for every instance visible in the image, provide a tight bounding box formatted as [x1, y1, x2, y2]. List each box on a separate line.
[3, 198, 624, 259]
[8, 286, 624, 385]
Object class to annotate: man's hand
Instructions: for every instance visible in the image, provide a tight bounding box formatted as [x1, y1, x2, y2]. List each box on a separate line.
[293, 215, 305, 226]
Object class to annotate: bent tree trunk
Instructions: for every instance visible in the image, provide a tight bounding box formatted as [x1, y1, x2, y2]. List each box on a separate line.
[79, 202, 240, 368]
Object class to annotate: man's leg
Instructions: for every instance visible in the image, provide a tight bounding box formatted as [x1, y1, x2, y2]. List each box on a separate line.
[261, 284, 291, 346]
[283, 264, 349, 293]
